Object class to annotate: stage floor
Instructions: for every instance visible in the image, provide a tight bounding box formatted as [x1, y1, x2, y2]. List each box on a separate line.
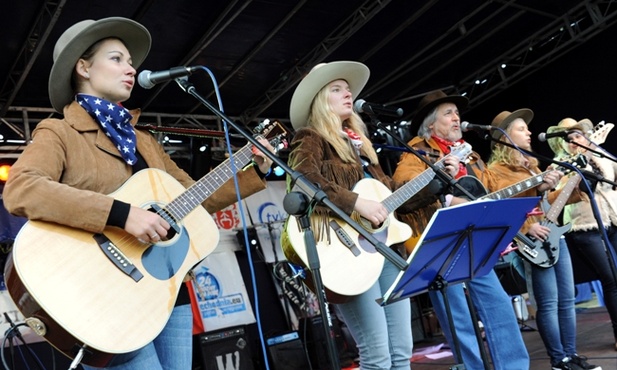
[408, 305, 617, 370]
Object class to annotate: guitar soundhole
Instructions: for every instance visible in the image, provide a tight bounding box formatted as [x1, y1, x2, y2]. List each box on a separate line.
[148, 206, 178, 241]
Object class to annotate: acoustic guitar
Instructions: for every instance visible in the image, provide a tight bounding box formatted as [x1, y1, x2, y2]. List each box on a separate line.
[4, 120, 287, 366]
[282, 143, 472, 301]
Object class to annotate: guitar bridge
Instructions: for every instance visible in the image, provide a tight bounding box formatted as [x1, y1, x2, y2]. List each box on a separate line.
[93, 233, 144, 282]
[329, 221, 361, 256]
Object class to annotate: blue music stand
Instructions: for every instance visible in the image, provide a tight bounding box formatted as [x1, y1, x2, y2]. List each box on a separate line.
[383, 197, 538, 303]
[381, 197, 538, 370]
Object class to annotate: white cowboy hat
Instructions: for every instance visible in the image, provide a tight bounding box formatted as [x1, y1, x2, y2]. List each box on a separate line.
[49, 17, 151, 113]
[289, 61, 370, 130]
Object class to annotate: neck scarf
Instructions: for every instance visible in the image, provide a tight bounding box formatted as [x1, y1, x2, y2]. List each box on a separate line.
[76, 94, 138, 165]
[431, 135, 467, 178]
[342, 127, 363, 152]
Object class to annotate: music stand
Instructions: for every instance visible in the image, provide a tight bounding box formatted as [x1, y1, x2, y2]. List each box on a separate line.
[381, 197, 538, 369]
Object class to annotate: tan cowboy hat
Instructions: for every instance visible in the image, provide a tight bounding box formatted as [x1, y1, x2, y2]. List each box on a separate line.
[490, 109, 534, 149]
[546, 118, 593, 157]
[289, 61, 369, 130]
[411, 90, 468, 133]
[49, 17, 151, 113]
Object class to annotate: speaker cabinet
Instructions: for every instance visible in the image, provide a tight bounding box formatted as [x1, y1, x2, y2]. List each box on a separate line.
[266, 331, 310, 370]
[196, 326, 254, 370]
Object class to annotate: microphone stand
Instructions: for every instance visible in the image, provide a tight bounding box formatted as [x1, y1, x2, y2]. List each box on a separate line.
[174, 78, 407, 370]
[487, 135, 617, 298]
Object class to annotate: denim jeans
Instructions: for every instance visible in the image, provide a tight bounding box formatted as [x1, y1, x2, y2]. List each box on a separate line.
[336, 259, 413, 370]
[429, 270, 529, 370]
[82, 304, 193, 370]
[530, 237, 576, 365]
[566, 224, 617, 340]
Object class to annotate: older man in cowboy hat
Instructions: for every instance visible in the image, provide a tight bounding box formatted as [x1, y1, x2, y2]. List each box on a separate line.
[392, 90, 530, 370]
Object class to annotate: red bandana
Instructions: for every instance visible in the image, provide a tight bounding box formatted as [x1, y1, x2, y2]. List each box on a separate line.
[431, 135, 467, 178]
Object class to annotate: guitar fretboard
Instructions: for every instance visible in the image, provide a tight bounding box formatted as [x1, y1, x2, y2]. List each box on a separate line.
[164, 144, 253, 221]
[383, 159, 446, 213]
[482, 173, 545, 200]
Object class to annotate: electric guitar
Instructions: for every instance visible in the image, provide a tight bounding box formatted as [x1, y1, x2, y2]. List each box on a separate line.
[282, 143, 472, 301]
[513, 121, 614, 267]
[455, 153, 587, 267]
[4, 120, 288, 367]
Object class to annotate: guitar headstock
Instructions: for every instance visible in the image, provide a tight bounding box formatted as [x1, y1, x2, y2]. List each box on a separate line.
[253, 119, 289, 154]
[449, 142, 473, 163]
[589, 120, 614, 145]
[557, 153, 588, 175]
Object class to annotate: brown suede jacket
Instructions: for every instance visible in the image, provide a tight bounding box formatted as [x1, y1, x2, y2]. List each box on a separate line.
[4, 101, 266, 233]
[285, 127, 413, 240]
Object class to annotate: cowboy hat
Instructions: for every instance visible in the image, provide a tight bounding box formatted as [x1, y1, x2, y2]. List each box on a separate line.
[546, 118, 593, 157]
[411, 90, 468, 133]
[289, 61, 369, 130]
[49, 17, 151, 113]
[490, 109, 534, 149]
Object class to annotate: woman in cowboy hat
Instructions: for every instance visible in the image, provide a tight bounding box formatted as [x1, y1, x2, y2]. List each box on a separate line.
[392, 91, 531, 370]
[549, 117, 617, 355]
[487, 112, 600, 370]
[284, 61, 414, 369]
[3, 17, 273, 369]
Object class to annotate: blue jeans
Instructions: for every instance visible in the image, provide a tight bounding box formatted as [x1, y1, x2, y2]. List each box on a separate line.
[566, 225, 617, 340]
[429, 270, 529, 370]
[336, 259, 413, 370]
[530, 237, 576, 365]
[82, 304, 193, 370]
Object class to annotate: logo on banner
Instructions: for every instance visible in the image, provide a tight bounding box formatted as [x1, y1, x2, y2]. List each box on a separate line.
[257, 201, 286, 225]
[214, 203, 241, 230]
[193, 265, 248, 319]
[194, 268, 221, 301]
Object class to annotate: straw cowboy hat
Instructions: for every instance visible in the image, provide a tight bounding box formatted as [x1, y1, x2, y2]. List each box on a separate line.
[490, 109, 534, 149]
[289, 61, 370, 130]
[546, 118, 593, 158]
[411, 90, 468, 133]
[49, 17, 151, 113]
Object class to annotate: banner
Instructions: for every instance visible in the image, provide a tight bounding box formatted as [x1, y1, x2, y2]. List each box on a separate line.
[190, 250, 256, 332]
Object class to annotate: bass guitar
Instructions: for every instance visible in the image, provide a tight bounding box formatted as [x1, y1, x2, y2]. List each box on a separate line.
[4, 121, 288, 366]
[282, 143, 472, 301]
[513, 121, 614, 267]
[455, 154, 587, 268]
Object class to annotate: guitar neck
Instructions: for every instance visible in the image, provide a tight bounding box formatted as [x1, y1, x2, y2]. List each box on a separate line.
[163, 144, 253, 220]
[482, 171, 546, 200]
[382, 159, 446, 213]
[544, 174, 581, 223]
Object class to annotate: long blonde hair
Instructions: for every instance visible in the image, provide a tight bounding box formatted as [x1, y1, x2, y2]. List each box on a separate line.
[307, 85, 379, 164]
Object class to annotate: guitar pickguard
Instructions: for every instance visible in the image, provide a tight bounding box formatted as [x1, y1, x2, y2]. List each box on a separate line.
[142, 225, 190, 280]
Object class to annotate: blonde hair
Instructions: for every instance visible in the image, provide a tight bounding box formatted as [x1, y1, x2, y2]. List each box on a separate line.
[307, 84, 379, 164]
[488, 125, 539, 168]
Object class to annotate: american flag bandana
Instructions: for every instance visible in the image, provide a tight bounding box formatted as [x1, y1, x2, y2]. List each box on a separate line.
[76, 94, 138, 165]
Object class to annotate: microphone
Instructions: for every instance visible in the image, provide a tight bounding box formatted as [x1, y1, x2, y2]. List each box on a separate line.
[537, 130, 573, 142]
[138, 66, 202, 89]
[354, 99, 403, 117]
[461, 121, 493, 132]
